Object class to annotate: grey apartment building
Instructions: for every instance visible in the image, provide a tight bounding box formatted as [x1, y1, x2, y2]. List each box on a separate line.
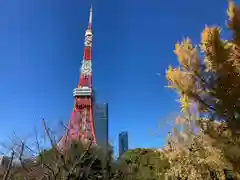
[119, 131, 128, 157]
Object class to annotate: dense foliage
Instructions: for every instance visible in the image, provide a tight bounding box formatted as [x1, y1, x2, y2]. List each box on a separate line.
[115, 148, 170, 180]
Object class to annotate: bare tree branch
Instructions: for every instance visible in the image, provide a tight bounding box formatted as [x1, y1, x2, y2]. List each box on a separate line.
[3, 151, 14, 180]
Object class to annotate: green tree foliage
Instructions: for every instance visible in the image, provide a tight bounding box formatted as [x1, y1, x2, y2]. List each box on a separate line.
[116, 148, 170, 180]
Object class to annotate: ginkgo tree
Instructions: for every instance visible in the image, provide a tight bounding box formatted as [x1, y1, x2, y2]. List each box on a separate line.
[166, 0, 240, 134]
[163, 1, 240, 179]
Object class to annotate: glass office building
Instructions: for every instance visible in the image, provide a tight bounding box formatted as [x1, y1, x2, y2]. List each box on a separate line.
[94, 103, 109, 179]
[118, 131, 128, 157]
[94, 103, 109, 152]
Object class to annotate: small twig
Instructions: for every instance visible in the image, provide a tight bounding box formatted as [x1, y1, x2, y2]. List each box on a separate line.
[60, 121, 70, 133]
[42, 119, 56, 150]
[42, 119, 64, 179]
[18, 141, 30, 172]
[42, 119, 60, 163]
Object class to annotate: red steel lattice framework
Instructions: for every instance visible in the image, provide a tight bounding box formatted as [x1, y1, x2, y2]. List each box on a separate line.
[58, 5, 97, 149]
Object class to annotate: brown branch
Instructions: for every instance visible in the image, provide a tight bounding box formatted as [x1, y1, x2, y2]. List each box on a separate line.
[42, 119, 57, 151]
[84, 154, 98, 179]
[18, 141, 30, 172]
[41, 119, 66, 179]
[66, 139, 94, 180]
[60, 121, 69, 133]
[3, 151, 14, 180]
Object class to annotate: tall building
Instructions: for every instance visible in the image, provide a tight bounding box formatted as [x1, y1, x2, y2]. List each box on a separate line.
[94, 103, 109, 178]
[58, 5, 96, 149]
[119, 131, 128, 157]
[94, 103, 109, 152]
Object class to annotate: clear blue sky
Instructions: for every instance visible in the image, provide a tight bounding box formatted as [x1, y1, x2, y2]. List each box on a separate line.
[0, 0, 230, 154]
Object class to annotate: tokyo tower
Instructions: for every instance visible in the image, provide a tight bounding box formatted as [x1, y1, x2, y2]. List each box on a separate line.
[58, 5, 96, 149]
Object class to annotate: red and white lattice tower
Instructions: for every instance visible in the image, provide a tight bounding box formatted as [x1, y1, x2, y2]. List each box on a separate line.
[58, 5, 97, 149]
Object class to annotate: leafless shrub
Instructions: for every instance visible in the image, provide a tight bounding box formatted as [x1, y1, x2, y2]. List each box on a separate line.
[0, 119, 104, 180]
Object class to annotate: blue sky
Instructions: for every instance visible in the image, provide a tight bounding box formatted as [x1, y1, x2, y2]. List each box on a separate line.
[0, 0, 230, 155]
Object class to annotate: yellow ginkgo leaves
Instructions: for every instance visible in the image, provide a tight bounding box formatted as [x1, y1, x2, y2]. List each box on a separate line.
[178, 94, 192, 112]
[174, 38, 200, 72]
[166, 1, 240, 130]
[227, 0, 240, 31]
[166, 65, 196, 112]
